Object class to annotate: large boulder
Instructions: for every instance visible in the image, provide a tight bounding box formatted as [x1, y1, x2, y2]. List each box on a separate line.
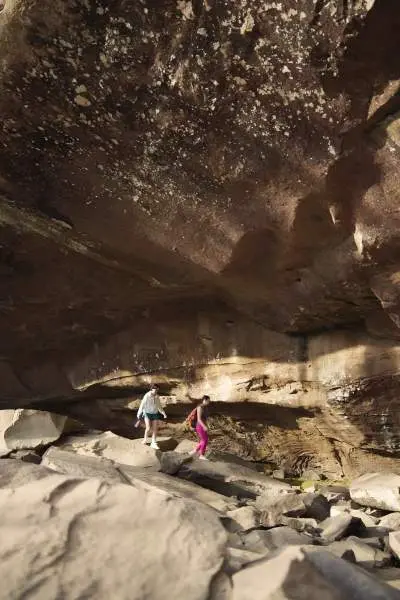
[0, 470, 228, 599]
[56, 431, 176, 468]
[41, 446, 126, 484]
[41, 445, 235, 512]
[0, 409, 66, 452]
[232, 545, 400, 600]
[350, 473, 400, 512]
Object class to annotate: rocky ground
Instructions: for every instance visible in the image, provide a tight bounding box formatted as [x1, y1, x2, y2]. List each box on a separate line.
[2, 425, 400, 599]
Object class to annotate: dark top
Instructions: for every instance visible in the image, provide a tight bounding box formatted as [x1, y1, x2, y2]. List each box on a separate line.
[197, 404, 209, 422]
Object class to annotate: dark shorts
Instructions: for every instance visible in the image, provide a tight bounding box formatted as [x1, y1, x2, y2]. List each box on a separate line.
[144, 412, 164, 421]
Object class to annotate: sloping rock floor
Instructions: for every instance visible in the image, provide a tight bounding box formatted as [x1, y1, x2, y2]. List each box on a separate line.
[1, 431, 400, 599]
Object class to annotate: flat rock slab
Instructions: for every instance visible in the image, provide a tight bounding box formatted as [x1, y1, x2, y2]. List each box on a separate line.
[41, 447, 235, 513]
[350, 473, 400, 512]
[42, 447, 126, 484]
[119, 465, 236, 513]
[177, 459, 292, 499]
[232, 545, 400, 600]
[0, 471, 227, 600]
[57, 431, 176, 468]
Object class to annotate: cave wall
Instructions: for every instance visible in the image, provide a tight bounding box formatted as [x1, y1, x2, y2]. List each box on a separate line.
[0, 1, 400, 475]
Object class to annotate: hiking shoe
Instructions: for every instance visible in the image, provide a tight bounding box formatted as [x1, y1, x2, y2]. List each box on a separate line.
[150, 442, 160, 450]
[199, 455, 209, 461]
[142, 439, 149, 445]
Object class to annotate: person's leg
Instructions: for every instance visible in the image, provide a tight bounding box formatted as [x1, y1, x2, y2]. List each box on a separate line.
[192, 423, 203, 454]
[143, 415, 151, 444]
[150, 418, 159, 449]
[197, 424, 209, 457]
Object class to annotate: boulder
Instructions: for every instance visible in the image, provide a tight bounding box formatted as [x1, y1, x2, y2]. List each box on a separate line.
[57, 431, 176, 468]
[158, 450, 192, 475]
[380, 513, 400, 532]
[389, 532, 400, 560]
[327, 536, 391, 569]
[281, 517, 319, 534]
[256, 493, 306, 527]
[177, 458, 291, 499]
[8, 449, 42, 464]
[0, 409, 67, 451]
[257, 492, 329, 528]
[0, 471, 227, 599]
[330, 506, 378, 529]
[119, 465, 235, 513]
[0, 458, 56, 489]
[272, 469, 285, 480]
[302, 493, 331, 522]
[238, 527, 311, 555]
[232, 545, 400, 600]
[225, 547, 261, 575]
[41, 447, 126, 484]
[318, 513, 353, 542]
[175, 440, 197, 454]
[350, 473, 400, 512]
[226, 506, 261, 531]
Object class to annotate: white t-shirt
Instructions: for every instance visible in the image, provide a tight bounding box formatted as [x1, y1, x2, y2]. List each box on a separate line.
[137, 391, 166, 418]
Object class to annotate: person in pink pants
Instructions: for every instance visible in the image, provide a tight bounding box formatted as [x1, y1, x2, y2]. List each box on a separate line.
[190, 395, 211, 460]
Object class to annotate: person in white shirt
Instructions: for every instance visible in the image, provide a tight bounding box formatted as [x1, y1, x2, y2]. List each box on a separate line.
[137, 384, 167, 449]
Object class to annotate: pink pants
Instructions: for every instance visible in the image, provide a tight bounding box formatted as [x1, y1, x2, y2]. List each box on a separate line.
[195, 423, 208, 456]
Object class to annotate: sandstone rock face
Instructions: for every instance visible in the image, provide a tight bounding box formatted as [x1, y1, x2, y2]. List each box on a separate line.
[0, 409, 66, 452]
[0, 0, 400, 480]
[0, 469, 227, 600]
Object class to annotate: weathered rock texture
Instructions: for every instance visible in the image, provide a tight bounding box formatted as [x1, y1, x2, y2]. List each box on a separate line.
[0, 468, 228, 600]
[0, 1, 400, 475]
[0, 409, 66, 453]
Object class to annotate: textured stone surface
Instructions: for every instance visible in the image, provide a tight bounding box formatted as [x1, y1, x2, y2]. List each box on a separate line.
[0, 470, 227, 600]
[350, 473, 400, 512]
[319, 513, 353, 542]
[226, 506, 260, 531]
[56, 431, 176, 468]
[178, 457, 292, 499]
[232, 545, 400, 600]
[0, 409, 66, 451]
[0, 0, 400, 480]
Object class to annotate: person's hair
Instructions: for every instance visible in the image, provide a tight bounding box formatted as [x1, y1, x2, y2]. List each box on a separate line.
[151, 383, 159, 390]
[202, 395, 210, 402]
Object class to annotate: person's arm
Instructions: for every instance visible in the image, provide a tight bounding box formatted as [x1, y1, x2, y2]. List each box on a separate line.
[156, 394, 167, 418]
[137, 393, 147, 419]
[196, 406, 207, 430]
